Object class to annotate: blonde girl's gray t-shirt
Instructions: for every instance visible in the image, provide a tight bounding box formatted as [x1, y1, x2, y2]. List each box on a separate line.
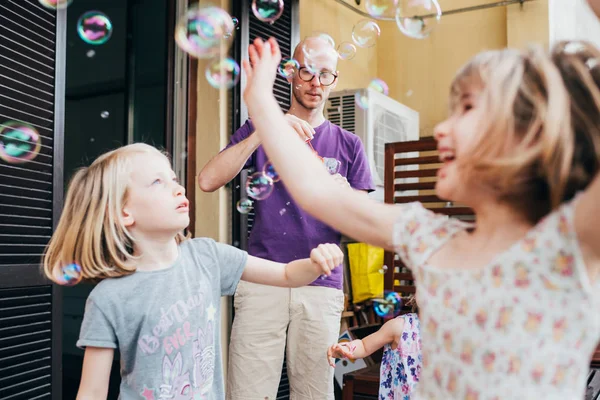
[76, 238, 247, 400]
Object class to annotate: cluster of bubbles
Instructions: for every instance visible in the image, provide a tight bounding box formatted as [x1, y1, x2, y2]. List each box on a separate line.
[373, 291, 402, 318]
[175, 6, 239, 89]
[174, 0, 286, 90]
[362, 0, 442, 40]
[0, 122, 42, 164]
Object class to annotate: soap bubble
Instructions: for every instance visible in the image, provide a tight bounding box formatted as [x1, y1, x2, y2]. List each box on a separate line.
[395, 0, 442, 39]
[251, 0, 284, 24]
[374, 291, 402, 317]
[352, 20, 380, 48]
[236, 198, 253, 214]
[323, 158, 341, 175]
[337, 42, 357, 60]
[205, 57, 240, 89]
[77, 11, 113, 45]
[39, 0, 72, 10]
[365, 0, 399, 18]
[278, 58, 299, 78]
[175, 5, 235, 59]
[378, 265, 389, 274]
[100, 111, 109, 119]
[355, 78, 389, 109]
[56, 263, 83, 286]
[262, 160, 280, 182]
[302, 36, 338, 74]
[0, 121, 42, 164]
[246, 172, 274, 200]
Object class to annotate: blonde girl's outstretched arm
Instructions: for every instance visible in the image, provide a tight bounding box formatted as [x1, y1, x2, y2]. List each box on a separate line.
[241, 243, 344, 287]
[242, 37, 401, 251]
[76, 347, 114, 400]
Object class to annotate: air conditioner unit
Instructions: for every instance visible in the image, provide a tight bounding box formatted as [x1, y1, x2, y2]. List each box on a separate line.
[326, 88, 419, 200]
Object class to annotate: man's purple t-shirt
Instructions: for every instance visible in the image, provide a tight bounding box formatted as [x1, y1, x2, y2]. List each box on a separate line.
[225, 119, 374, 289]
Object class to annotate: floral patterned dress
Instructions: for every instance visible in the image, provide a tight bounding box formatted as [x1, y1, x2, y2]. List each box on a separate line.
[392, 197, 600, 399]
[379, 313, 422, 400]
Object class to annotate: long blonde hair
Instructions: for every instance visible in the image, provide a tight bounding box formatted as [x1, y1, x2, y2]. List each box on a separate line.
[449, 45, 573, 223]
[43, 143, 188, 283]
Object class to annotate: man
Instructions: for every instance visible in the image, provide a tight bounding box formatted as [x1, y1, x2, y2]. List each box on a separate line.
[198, 36, 374, 400]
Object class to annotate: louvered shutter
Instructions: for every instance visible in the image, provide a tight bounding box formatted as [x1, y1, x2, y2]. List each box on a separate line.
[230, 1, 299, 397]
[0, 1, 65, 399]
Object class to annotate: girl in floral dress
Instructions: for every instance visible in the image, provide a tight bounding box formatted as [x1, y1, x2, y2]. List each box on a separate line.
[328, 299, 422, 399]
[240, 36, 600, 399]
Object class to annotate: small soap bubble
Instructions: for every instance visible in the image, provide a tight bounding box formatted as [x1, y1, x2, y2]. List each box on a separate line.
[175, 5, 235, 59]
[232, 16, 239, 28]
[86, 49, 96, 58]
[351, 20, 380, 48]
[395, 0, 442, 39]
[355, 78, 389, 109]
[205, 57, 240, 89]
[236, 198, 253, 214]
[337, 42, 357, 61]
[100, 111, 109, 119]
[77, 11, 113, 45]
[365, 0, 399, 18]
[246, 172, 274, 200]
[279, 208, 286, 216]
[302, 36, 338, 74]
[56, 263, 83, 286]
[323, 157, 341, 175]
[39, 0, 72, 10]
[262, 160, 280, 182]
[251, 0, 284, 24]
[0, 121, 42, 164]
[374, 291, 402, 317]
[406, 89, 414, 97]
[378, 265, 389, 274]
[278, 58, 299, 78]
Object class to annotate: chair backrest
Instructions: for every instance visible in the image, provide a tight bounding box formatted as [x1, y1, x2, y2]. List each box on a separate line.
[382, 137, 475, 313]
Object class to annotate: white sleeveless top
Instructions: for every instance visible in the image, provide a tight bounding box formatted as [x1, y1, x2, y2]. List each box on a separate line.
[392, 198, 600, 399]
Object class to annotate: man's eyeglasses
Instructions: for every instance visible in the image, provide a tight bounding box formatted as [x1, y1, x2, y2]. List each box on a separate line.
[297, 67, 338, 86]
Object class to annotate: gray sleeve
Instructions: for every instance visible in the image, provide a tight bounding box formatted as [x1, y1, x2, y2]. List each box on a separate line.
[213, 242, 248, 296]
[76, 295, 118, 349]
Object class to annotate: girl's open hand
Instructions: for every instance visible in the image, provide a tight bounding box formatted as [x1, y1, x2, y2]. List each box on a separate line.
[310, 243, 344, 277]
[327, 342, 357, 367]
[242, 37, 282, 105]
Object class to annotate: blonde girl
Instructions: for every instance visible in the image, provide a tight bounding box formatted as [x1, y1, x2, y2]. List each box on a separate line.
[43, 143, 343, 400]
[239, 37, 600, 399]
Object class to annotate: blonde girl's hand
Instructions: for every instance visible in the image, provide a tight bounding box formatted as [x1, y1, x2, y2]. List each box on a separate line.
[242, 37, 282, 104]
[327, 342, 356, 367]
[310, 243, 344, 277]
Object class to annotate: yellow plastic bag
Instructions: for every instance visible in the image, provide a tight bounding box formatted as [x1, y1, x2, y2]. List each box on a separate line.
[347, 243, 384, 304]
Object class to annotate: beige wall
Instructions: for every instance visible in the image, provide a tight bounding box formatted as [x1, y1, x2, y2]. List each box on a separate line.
[507, 0, 549, 49]
[377, 1, 507, 137]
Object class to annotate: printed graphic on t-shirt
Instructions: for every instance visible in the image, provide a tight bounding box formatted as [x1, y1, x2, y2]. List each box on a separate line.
[137, 284, 216, 400]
